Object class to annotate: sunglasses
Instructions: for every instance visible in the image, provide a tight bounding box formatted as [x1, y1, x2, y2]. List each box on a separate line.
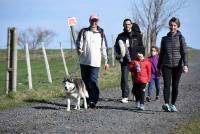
[90, 19, 98, 22]
[124, 23, 132, 26]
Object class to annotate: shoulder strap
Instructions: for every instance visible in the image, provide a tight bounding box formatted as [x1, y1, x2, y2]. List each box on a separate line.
[97, 27, 105, 48]
[82, 27, 104, 48]
[81, 28, 88, 41]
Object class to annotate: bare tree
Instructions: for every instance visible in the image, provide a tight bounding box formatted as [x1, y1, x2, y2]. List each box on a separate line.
[18, 27, 56, 50]
[131, 0, 187, 53]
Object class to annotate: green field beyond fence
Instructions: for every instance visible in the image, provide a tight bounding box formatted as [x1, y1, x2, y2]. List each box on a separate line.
[0, 49, 121, 96]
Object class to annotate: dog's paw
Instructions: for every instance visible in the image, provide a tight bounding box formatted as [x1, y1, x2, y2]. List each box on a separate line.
[74, 107, 80, 110]
[74, 105, 78, 110]
[67, 108, 70, 111]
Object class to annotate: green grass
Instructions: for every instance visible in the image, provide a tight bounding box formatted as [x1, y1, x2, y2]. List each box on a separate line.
[175, 117, 200, 134]
[0, 48, 122, 110]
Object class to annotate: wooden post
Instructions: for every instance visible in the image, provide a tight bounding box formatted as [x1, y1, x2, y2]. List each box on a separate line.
[25, 42, 33, 89]
[6, 27, 17, 94]
[111, 35, 115, 66]
[42, 42, 52, 84]
[6, 28, 11, 94]
[60, 42, 69, 77]
[70, 26, 76, 45]
[70, 31, 73, 51]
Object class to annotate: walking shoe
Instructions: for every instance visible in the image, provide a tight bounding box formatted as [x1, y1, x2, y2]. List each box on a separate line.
[89, 102, 96, 109]
[132, 95, 136, 101]
[162, 104, 171, 112]
[135, 101, 140, 108]
[120, 98, 128, 103]
[155, 96, 159, 100]
[139, 104, 145, 110]
[169, 104, 178, 112]
[146, 96, 151, 102]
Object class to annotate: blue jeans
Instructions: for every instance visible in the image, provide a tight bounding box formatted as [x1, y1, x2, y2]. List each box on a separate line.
[120, 65, 130, 98]
[147, 78, 160, 97]
[80, 64, 100, 104]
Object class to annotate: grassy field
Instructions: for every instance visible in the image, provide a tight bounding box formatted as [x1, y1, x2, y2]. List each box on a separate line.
[175, 116, 200, 134]
[0, 48, 122, 110]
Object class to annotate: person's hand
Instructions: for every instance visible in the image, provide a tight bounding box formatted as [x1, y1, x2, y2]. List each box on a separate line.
[78, 49, 84, 55]
[183, 66, 188, 73]
[104, 64, 109, 70]
[157, 69, 162, 77]
[137, 53, 144, 61]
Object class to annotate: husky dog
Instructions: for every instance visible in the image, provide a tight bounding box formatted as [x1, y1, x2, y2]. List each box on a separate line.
[63, 78, 89, 111]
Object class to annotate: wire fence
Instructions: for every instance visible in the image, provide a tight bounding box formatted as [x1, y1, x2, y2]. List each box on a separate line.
[0, 49, 81, 96]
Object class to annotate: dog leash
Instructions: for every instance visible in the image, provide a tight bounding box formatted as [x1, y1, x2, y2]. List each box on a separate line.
[69, 55, 81, 78]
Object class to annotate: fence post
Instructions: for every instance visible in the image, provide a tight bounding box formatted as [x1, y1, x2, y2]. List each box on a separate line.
[111, 35, 115, 66]
[6, 27, 17, 94]
[6, 28, 11, 94]
[25, 42, 33, 89]
[60, 42, 69, 77]
[42, 42, 52, 84]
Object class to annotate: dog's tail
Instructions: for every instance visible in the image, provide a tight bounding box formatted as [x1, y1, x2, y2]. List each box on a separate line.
[82, 81, 89, 98]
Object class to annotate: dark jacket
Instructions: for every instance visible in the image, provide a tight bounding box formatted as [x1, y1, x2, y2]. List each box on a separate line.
[157, 30, 188, 69]
[114, 31, 144, 65]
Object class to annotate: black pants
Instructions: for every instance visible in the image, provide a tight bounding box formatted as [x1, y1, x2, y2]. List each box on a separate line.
[162, 66, 182, 105]
[133, 83, 146, 104]
[121, 65, 130, 98]
[80, 64, 100, 104]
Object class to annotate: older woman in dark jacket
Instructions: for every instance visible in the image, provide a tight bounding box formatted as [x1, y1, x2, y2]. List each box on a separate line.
[157, 17, 188, 112]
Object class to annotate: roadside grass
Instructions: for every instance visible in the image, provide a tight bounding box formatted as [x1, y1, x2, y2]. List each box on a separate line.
[0, 49, 122, 110]
[0, 48, 195, 110]
[175, 117, 200, 134]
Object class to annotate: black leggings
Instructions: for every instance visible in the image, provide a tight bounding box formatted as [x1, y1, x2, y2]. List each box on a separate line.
[133, 83, 146, 104]
[162, 66, 182, 105]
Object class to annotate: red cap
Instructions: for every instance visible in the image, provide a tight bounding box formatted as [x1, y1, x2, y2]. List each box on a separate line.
[89, 14, 99, 20]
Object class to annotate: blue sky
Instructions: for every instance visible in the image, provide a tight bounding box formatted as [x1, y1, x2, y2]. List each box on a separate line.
[0, 0, 200, 49]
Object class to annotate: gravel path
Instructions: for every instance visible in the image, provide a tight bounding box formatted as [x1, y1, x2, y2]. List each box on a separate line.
[0, 49, 200, 134]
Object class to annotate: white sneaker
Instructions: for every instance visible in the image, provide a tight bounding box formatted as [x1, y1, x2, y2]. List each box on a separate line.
[136, 101, 140, 108]
[121, 98, 128, 103]
[139, 104, 145, 110]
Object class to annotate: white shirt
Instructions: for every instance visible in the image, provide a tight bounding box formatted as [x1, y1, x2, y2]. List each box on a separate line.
[79, 30, 108, 67]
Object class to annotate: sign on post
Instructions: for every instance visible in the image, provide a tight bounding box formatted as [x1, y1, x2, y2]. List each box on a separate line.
[67, 17, 77, 45]
[67, 17, 77, 26]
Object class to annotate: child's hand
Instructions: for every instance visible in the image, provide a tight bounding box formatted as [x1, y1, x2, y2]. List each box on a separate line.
[183, 66, 188, 73]
[157, 69, 162, 77]
[137, 53, 144, 60]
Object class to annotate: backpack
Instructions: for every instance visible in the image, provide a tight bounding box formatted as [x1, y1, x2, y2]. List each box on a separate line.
[81, 27, 104, 48]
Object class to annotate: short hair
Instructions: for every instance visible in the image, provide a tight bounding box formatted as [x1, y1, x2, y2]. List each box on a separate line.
[169, 17, 180, 28]
[123, 18, 132, 26]
[151, 46, 159, 52]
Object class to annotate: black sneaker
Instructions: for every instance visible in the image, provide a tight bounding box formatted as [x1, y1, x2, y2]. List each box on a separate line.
[146, 96, 151, 102]
[89, 102, 96, 109]
[155, 96, 159, 100]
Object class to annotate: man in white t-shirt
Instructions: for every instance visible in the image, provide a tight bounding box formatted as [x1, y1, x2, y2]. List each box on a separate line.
[76, 14, 109, 108]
